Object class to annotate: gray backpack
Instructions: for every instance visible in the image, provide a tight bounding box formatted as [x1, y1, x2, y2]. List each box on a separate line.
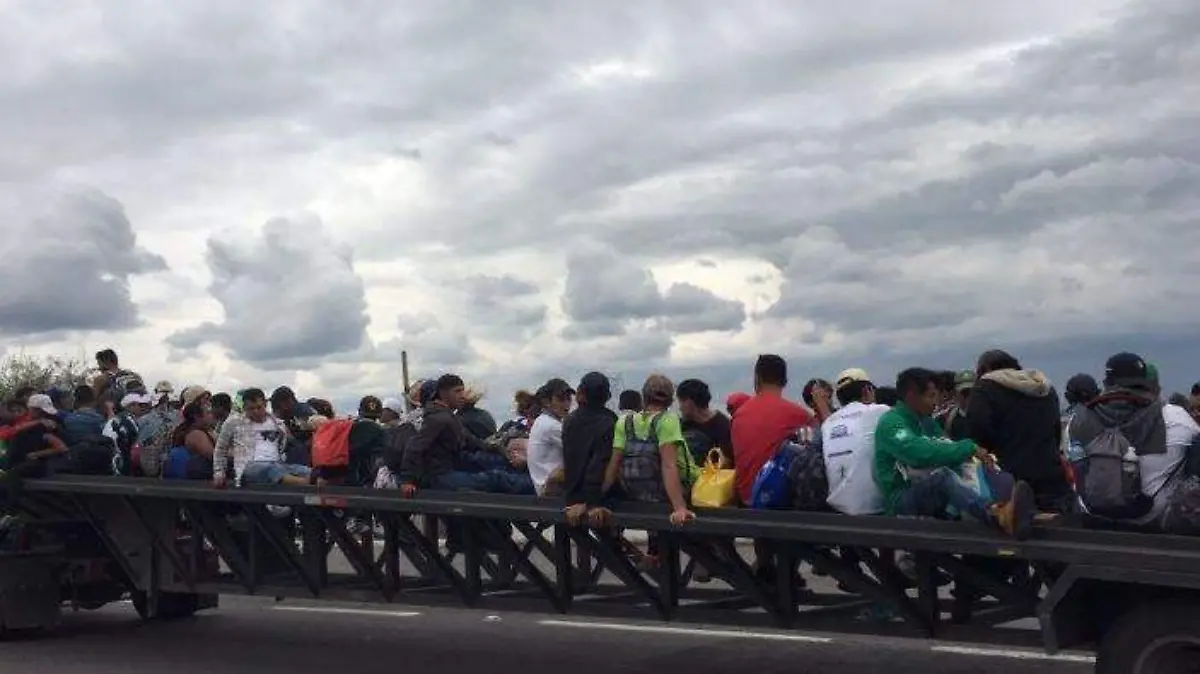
[1070, 407, 1152, 520]
[619, 413, 665, 503]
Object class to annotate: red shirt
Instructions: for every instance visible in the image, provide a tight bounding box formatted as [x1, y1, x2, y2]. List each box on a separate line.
[0, 412, 32, 441]
[732, 391, 813, 505]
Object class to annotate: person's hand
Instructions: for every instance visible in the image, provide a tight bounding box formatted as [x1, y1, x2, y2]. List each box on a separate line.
[974, 447, 996, 466]
[212, 475, 227, 489]
[669, 507, 695, 527]
[564, 503, 588, 526]
[588, 507, 612, 529]
[400, 483, 418, 499]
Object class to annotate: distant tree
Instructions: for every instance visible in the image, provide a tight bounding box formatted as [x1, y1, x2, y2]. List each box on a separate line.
[0, 353, 91, 403]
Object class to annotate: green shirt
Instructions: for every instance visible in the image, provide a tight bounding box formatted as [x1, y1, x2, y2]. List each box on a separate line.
[613, 410, 700, 487]
[872, 402, 976, 515]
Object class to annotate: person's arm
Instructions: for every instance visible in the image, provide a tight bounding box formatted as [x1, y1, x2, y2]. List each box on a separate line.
[585, 418, 615, 506]
[27, 433, 68, 460]
[786, 401, 814, 433]
[876, 414, 976, 469]
[601, 417, 625, 494]
[213, 418, 235, 480]
[659, 441, 688, 512]
[185, 429, 215, 458]
[562, 416, 586, 506]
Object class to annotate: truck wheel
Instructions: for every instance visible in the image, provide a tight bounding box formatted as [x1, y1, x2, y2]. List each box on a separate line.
[1097, 600, 1200, 674]
[131, 591, 199, 621]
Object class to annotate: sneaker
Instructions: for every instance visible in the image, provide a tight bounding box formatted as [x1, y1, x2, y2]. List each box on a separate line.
[990, 481, 1035, 540]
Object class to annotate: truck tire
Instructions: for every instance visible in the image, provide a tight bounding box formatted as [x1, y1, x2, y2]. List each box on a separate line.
[131, 591, 199, 621]
[1096, 600, 1200, 674]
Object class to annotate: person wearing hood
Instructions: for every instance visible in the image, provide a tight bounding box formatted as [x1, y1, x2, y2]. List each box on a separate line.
[1066, 353, 1199, 529]
[457, 385, 497, 442]
[562, 372, 618, 525]
[967, 349, 1070, 511]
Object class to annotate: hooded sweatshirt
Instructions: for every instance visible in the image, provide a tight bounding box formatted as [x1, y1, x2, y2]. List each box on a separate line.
[967, 369, 1068, 494]
[562, 403, 618, 507]
[398, 404, 464, 486]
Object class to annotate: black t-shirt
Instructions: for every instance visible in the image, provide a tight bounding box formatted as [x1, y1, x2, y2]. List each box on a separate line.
[8, 422, 60, 466]
[682, 411, 733, 464]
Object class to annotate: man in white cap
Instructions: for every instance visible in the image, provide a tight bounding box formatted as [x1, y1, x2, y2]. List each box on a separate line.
[818, 368, 891, 515]
[3, 394, 69, 477]
[380, 398, 405, 427]
[103, 392, 154, 476]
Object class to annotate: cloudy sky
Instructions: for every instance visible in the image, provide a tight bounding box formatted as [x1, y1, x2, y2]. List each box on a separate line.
[1, 0, 1198, 416]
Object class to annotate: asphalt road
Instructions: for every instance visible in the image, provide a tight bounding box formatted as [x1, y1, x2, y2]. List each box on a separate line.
[0, 597, 1096, 674]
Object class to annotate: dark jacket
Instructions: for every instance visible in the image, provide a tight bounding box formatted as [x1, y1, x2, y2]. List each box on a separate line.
[458, 405, 497, 442]
[399, 405, 464, 485]
[561, 404, 617, 507]
[347, 420, 385, 486]
[967, 369, 1067, 491]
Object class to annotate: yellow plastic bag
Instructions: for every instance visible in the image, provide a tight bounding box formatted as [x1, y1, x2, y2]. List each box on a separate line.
[691, 449, 736, 508]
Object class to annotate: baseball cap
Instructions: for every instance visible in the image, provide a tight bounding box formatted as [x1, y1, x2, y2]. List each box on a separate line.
[26, 393, 58, 416]
[120, 392, 155, 408]
[954, 370, 976, 391]
[381, 397, 405, 414]
[1146, 362, 1159, 385]
[726, 391, 751, 414]
[359, 395, 383, 418]
[1104, 352, 1149, 387]
[577, 371, 611, 404]
[537, 378, 575, 400]
[154, 380, 174, 395]
[835, 368, 870, 390]
[181, 385, 210, 407]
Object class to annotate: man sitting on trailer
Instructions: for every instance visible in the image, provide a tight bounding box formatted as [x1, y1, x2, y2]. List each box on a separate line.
[874, 368, 1036, 539]
[819, 369, 890, 515]
[398, 374, 533, 496]
[1066, 353, 1199, 532]
[213, 388, 319, 489]
[562, 372, 618, 526]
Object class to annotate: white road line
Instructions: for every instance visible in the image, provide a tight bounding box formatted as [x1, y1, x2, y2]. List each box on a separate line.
[930, 645, 1096, 663]
[538, 619, 832, 643]
[272, 606, 421, 618]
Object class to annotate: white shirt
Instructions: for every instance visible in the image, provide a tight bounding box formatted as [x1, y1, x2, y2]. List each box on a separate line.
[526, 412, 564, 494]
[247, 420, 282, 464]
[821, 401, 890, 515]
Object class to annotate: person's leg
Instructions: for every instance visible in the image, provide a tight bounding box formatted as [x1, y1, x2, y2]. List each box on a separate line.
[898, 467, 992, 522]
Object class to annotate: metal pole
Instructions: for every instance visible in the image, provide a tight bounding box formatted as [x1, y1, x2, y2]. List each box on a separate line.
[401, 350, 412, 411]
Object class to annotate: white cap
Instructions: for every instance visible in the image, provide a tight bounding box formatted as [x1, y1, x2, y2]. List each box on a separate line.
[382, 397, 405, 414]
[835, 368, 871, 390]
[120, 392, 155, 408]
[26, 393, 58, 416]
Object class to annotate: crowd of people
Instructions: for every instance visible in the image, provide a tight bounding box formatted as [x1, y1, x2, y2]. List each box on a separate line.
[3, 347, 1200, 553]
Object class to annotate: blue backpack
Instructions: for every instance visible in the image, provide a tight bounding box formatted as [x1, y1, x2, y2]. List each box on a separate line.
[750, 441, 799, 509]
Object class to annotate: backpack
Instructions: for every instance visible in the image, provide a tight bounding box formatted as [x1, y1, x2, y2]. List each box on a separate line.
[67, 436, 118, 476]
[619, 413, 666, 503]
[382, 422, 418, 473]
[138, 413, 176, 478]
[786, 439, 830, 511]
[1070, 408, 1152, 520]
[750, 441, 799, 509]
[311, 419, 354, 469]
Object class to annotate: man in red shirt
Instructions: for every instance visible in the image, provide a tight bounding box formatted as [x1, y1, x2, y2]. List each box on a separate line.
[732, 354, 815, 505]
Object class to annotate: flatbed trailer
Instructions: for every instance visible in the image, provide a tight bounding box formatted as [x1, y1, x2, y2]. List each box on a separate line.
[3, 475, 1199, 673]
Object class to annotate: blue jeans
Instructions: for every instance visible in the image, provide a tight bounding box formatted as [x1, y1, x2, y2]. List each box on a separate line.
[896, 467, 992, 522]
[430, 469, 534, 495]
[242, 462, 311, 486]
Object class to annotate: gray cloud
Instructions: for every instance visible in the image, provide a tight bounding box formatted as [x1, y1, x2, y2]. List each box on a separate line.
[561, 243, 745, 339]
[167, 215, 370, 367]
[5, 0, 1199, 413]
[0, 186, 166, 335]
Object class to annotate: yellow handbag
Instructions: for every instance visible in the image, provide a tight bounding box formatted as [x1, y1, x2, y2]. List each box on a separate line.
[691, 449, 736, 508]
